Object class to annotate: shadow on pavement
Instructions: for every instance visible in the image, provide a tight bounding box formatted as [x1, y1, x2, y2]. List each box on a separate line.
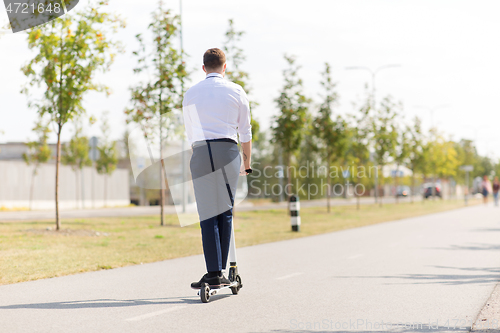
[0, 295, 231, 309]
[430, 243, 500, 251]
[252, 327, 473, 333]
[334, 266, 500, 286]
[472, 228, 500, 233]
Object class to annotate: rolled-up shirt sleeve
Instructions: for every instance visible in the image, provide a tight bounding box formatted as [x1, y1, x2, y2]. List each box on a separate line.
[237, 88, 252, 143]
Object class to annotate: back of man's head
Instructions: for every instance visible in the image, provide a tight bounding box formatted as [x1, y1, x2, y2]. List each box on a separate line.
[203, 48, 226, 72]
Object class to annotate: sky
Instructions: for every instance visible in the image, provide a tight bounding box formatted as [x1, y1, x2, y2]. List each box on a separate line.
[1, 0, 499, 158]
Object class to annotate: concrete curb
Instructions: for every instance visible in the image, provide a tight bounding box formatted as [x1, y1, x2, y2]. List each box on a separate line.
[472, 283, 500, 332]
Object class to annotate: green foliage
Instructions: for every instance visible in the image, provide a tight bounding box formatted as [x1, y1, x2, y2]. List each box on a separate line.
[371, 96, 400, 168]
[23, 118, 52, 210]
[454, 139, 493, 181]
[425, 129, 459, 179]
[22, 1, 125, 128]
[312, 63, 349, 167]
[124, 1, 186, 225]
[406, 117, 425, 174]
[23, 118, 52, 171]
[96, 112, 118, 176]
[223, 19, 248, 90]
[394, 128, 410, 168]
[223, 19, 261, 143]
[273, 55, 311, 169]
[61, 121, 92, 171]
[124, 2, 187, 140]
[347, 85, 372, 174]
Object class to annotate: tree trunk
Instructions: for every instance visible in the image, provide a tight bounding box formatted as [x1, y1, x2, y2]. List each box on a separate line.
[327, 161, 331, 213]
[81, 167, 85, 209]
[395, 164, 399, 204]
[75, 167, 79, 209]
[411, 170, 415, 204]
[56, 21, 64, 231]
[286, 153, 292, 201]
[55, 125, 62, 230]
[159, 114, 164, 226]
[159, 57, 165, 227]
[379, 165, 383, 207]
[29, 165, 37, 211]
[355, 172, 360, 210]
[104, 175, 108, 207]
[432, 175, 436, 201]
[422, 175, 427, 205]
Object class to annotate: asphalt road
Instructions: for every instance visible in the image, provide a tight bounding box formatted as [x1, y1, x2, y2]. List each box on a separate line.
[1, 203, 498, 333]
[0, 196, 422, 222]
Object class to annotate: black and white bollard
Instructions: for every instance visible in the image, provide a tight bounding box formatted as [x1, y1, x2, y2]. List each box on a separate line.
[289, 195, 301, 232]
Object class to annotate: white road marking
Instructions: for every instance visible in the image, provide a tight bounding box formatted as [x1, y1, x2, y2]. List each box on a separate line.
[348, 254, 364, 259]
[275, 272, 304, 280]
[125, 306, 186, 322]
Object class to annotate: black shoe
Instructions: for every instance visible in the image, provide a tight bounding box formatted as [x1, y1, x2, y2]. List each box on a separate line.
[220, 274, 231, 286]
[191, 273, 221, 289]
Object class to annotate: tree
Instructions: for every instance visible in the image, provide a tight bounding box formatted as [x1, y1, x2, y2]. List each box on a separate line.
[124, 1, 187, 226]
[96, 112, 118, 207]
[312, 63, 348, 212]
[61, 121, 92, 208]
[21, 1, 125, 230]
[394, 123, 410, 204]
[23, 118, 52, 210]
[347, 85, 373, 209]
[406, 117, 425, 203]
[272, 55, 310, 198]
[347, 122, 371, 209]
[371, 96, 400, 206]
[425, 129, 459, 199]
[222, 19, 261, 143]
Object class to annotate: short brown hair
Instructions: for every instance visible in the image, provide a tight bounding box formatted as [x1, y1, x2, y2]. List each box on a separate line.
[203, 48, 226, 71]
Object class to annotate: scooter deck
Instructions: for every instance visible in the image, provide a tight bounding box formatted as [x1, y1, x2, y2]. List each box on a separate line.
[196, 281, 238, 297]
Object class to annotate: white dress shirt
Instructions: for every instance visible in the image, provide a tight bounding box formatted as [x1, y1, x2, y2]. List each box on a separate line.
[182, 73, 252, 146]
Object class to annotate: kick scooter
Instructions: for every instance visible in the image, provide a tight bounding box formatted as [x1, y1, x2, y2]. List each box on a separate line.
[197, 161, 243, 303]
[197, 223, 243, 303]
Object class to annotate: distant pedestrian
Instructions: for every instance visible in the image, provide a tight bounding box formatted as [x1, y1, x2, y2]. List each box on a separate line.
[493, 177, 500, 206]
[481, 175, 492, 205]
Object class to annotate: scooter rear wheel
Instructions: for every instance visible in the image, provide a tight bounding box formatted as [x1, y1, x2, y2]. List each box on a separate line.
[201, 283, 210, 303]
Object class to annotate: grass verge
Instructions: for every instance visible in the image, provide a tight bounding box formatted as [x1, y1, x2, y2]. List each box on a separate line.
[0, 199, 478, 285]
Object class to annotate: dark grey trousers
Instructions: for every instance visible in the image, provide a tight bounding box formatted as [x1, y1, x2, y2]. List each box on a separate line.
[190, 139, 240, 272]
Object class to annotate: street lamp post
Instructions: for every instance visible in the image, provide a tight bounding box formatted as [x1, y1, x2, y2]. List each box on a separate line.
[414, 104, 449, 130]
[180, 0, 186, 213]
[345, 64, 401, 204]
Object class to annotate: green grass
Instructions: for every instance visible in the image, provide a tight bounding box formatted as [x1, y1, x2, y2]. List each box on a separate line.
[0, 199, 477, 285]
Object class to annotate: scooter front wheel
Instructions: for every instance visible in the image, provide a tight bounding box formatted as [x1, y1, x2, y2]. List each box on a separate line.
[231, 275, 242, 295]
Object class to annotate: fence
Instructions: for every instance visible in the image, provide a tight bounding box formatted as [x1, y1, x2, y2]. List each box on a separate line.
[0, 161, 130, 210]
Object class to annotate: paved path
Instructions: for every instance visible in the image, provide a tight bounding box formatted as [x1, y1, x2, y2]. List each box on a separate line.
[0, 196, 421, 222]
[1, 203, 497, 333]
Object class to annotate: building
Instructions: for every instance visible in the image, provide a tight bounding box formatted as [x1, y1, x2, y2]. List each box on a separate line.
[0, 142, 130, 210]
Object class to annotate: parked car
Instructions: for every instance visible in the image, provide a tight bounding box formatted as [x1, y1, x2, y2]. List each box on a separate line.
[396, 186, 411, 197]
[423, 183, 441, 199]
